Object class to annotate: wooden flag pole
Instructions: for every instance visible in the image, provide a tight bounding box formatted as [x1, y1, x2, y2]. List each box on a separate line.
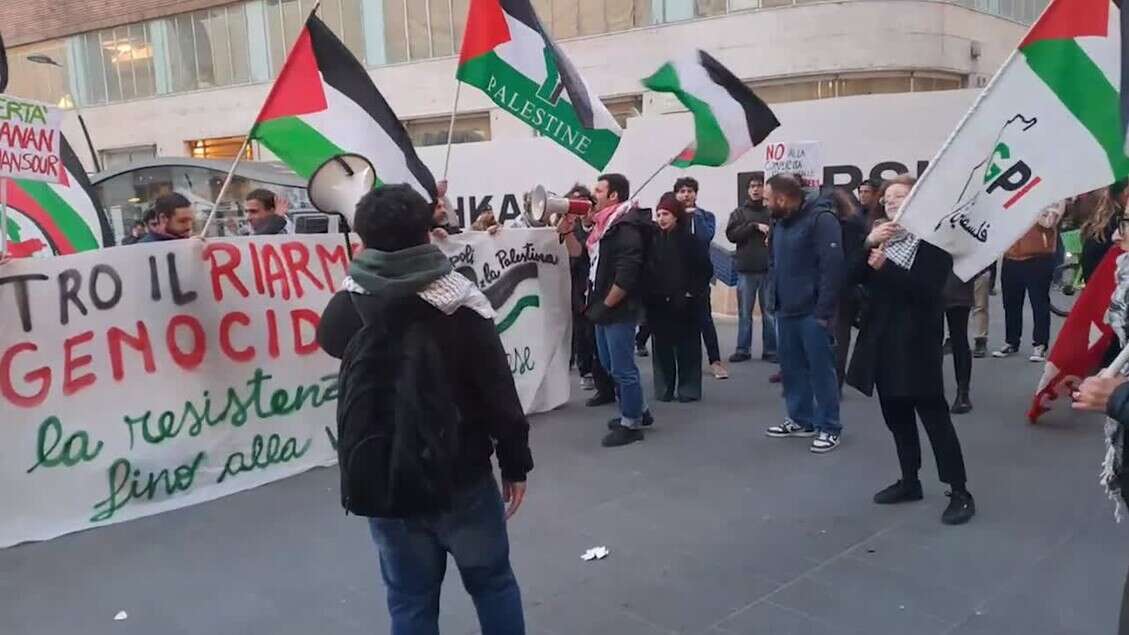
[633, 153, 681, 202]
[0, 177, 8, 258]
[197, 136, 252, 238]
[442, 81, 463, 182]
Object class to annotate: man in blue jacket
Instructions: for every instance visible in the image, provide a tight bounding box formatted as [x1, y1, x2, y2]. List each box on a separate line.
[674, 177, 727, 380]
[763, 174, 844, 453]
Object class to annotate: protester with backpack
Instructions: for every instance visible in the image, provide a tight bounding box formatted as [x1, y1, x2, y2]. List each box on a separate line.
[644, 192, 714, 403]
[316, 184, 533, 635]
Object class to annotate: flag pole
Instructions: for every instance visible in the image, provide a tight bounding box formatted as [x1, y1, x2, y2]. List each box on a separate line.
[198, 136, 252, 238]
[442, 81, 462, 181]
[634, 154, 679, 201]
[1101, 344, 1129, 378]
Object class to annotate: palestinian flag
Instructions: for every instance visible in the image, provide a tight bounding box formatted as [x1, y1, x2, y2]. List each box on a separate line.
[642, 50, 779, 168]
[250, 14, 436, 199]
[897, 0, 1129, 280]
[4, 137, 113, 258]
[457, 0, 622, 170]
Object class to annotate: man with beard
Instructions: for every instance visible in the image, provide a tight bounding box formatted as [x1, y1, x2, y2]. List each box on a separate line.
[763, 174, 844, 454]
[245, 189, 293, 235]
[726, 172, 775, 363]
[139, 193, 196, 242]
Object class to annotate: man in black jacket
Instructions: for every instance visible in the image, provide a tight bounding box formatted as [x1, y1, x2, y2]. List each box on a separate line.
[559, 173, 654, 447]
[726, 172, 776, 363]
[316, 184, 533, 634]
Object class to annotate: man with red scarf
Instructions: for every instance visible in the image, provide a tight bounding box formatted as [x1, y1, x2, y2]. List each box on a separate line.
[559, 174, 655, 447]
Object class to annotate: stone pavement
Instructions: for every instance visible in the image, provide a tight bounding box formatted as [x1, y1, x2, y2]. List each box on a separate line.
[2, 311, 1126, 635]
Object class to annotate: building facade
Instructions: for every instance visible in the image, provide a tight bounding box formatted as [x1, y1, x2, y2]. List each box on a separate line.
[4, 0, 1040, 170]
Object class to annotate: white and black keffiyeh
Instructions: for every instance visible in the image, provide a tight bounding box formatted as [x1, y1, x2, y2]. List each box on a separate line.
[343, 271, 495, 320]
[1100, 253, 1129, 521]
[882, 230, 921, 270]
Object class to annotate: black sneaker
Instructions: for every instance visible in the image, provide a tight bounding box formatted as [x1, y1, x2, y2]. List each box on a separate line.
[601, 426, 644, 447]
[873, 479, 924, 505]
[992, 344, 1019, 358]
[766, 420, 816, 438]
[606, 411, 654, 430]
[586, 393, 615, 407]
[762, 353, 778, 363]
[942, 490, 976, 525]
[950, 390, 972, 415]
[729, 352, 752, 363]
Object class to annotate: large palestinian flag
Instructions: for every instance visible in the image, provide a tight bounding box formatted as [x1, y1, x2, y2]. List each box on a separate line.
[643, 50, 779, 168]
[4, 137, 113, 258]
[250, 15, 436, 199]
[456, 0, 622, 170]
[897, 0, 1129, 280]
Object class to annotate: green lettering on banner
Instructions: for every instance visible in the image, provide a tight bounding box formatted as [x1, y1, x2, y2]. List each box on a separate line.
[90, 452, 207, 523]
[217, 434, 313, 483]
[26, 416, 103, 473]
[122, 369, 339, 449]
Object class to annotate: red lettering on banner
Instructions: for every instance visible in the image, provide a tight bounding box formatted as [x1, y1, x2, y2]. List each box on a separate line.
[0, 342, 51, 408]
[220, 312, 256, 362]
[266, 309, 281, 359]
[0, 122, 55, 152]
[203, 243, 249, 301]
[291, 309, 321, 356]
[249, 243, 266, 295]
[167, 315, 206, 370]
[108, 322, 156, 381]
[261, 244, 292, 300]
[316, 244, 350, 292]
[281, 242, 324, 298]
[62, 331, 97, 396]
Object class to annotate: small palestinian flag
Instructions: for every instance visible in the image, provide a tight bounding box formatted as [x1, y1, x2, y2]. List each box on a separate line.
[250, 14, 436, 199]
[457, 0, 622, 170]
[896, 0, 1129, 280]
[643, 50, 779, 168]
[4, 137, 113, 258]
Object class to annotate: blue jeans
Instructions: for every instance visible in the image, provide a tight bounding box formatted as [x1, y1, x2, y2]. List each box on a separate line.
[596, 320, 647, 428]
[736, 273, 777, 357]
[368, 478, 525, 635]
[777, 315, 841, 434]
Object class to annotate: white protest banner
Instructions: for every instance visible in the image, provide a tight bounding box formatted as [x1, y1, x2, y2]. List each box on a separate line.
[0, 95, 64, 184]
[763, 141, 823, 188]
[0, 230, 568, 547]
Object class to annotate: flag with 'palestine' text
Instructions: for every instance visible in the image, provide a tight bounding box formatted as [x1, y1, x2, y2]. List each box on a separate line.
[456, 0, 622, 170]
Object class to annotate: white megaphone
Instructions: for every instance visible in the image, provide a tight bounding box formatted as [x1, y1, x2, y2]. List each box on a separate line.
[308, 153, 377, 228]
[528, 185, 593, 227]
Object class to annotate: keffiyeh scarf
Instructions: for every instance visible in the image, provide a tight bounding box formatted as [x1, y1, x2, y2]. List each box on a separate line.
[882, 229, 921, 270]
[1101, 252, 1129, 521]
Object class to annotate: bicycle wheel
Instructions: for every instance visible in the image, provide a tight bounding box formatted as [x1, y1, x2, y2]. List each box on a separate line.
[1050, 263, 1081, 317]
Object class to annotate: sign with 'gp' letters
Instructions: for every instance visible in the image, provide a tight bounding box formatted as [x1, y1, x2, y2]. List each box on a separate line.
[0, 231, 569, 548]
[0, 95, 64, 184]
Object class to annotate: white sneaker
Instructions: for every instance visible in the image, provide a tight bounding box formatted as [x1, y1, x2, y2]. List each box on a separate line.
[810, 431, 841, 454]
[766, 419, 817, 438]
[580, 376, 596, 391]
[1029, 345, 1047, 363]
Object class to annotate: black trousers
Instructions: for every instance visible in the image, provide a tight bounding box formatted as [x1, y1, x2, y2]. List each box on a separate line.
[877, 393, 968, 486]
[1001, 256, 1054, 347]
[1120, 563, 1129, 635]
[692, 293, 721, 364]
[574, 310, 615, 396]
[649, 299, 702, 401]
[945, 307, 972, 391]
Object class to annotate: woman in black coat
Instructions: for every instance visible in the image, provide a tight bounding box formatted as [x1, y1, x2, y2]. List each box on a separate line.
[846, 175, 974, 526]
[645, 192, 714, 402]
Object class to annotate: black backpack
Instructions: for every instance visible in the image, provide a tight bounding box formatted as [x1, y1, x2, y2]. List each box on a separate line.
[335, 296, 461, 518]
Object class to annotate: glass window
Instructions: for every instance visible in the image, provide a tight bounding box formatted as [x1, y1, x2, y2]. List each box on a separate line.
[265, 0, 289, 74]
[406, 1, 433, 60]
[836, 75, 913, 97]
[6, 41, 71, 106]
[451, 0, 471, 54]
[603, 95, 642, 128]
[228, 5, 253, 84]
[77, 32, 109, 105]
[551, 0, 580, 38]
[429, 0, 457, 58]
[750, 80, 824, 104]
[187, 136, 255, 159]
[382, 0, 410, 63]
[406, 113, 491, 146]
[695, 0, 727, 17]
[100, 145, 158, 171]
[339, 0, 367, 61]
[911, 74, 964, 92]
[198, 8, 233, 88]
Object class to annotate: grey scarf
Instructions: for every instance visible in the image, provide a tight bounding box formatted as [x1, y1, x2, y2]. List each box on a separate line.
[348, 244, 452, 300]
[1102, 252, 1129, 521]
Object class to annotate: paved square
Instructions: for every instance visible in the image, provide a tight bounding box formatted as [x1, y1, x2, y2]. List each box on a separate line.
[2, 313, 1125, 634]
